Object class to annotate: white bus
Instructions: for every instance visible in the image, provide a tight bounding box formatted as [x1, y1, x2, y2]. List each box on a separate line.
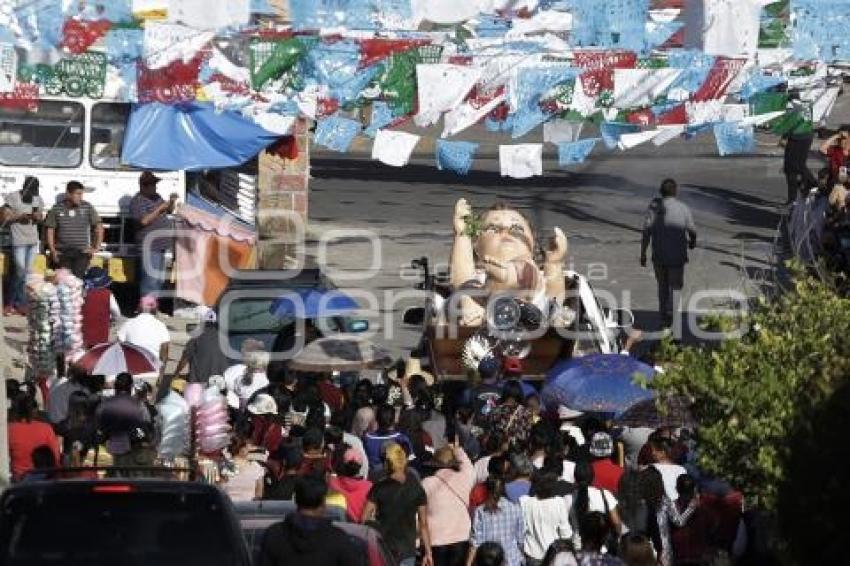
[0, 96, 257, 281]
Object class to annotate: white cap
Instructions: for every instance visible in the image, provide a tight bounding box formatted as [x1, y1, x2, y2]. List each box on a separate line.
[558, 404, 583, 420]
[247, 393, 278, 415]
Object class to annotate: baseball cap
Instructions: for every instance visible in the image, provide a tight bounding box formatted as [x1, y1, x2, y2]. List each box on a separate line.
[139, 171, 161, 185]
[247, 393, 278, 415]
[589, 432, 614, 458]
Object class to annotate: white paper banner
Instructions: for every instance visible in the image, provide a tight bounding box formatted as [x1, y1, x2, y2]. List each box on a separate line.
[443, 91, 506, 138]
[372, 130, 420, 167]
[413, 0, 482, 24]
[652, 125, 686, 146]
[499, 144, 543, 179]
[544, 119, 583, 144]
[739, 111, 784, 127]
[416, 64, 482, 127]
[701, 0, 774, 57]
[613, 68, 682, 109]
[618, 130, 661, 150]
[144, 22, 214, 69]
[168, 0, 250, 29]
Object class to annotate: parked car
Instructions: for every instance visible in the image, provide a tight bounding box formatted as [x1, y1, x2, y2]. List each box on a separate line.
[0, 478, 251, 566]
[234, 500, 396, 566]
[214, 268, 369, 364]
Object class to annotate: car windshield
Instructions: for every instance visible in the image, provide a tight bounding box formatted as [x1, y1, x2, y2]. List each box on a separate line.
[0, 490, 244, 566]
[225, 297, 290, 334]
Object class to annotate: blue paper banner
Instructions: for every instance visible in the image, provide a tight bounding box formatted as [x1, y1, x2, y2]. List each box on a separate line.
[436, 139, 478, 175]
[290, 0, 413, 31]
[306, 41, 375, 104]
[713, 122, 755, 156]
[666, 50, 715, 94]
[105, 29, 144, 63]
[512, 64, 579, 138]
[600, 122, 640, 150]
[558, 138, 600, 166]
[365, 101, 394, 138]
[739, 73, 786, 99]
[314, 116, 362, 152]
[567, 0, 649, 51]
[791, 0, 850, 62]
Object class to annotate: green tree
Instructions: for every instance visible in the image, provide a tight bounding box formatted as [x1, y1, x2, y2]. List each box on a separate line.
[650, 274, 850, 513]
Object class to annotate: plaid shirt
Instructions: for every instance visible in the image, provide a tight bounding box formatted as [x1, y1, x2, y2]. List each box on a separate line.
[471, 498, 524, 566]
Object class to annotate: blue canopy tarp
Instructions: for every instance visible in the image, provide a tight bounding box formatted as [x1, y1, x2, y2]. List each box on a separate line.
[121, 102, 281, 171]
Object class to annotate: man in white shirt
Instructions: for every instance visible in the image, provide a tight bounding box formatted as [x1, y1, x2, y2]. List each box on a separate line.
[117, 295, 171, 384]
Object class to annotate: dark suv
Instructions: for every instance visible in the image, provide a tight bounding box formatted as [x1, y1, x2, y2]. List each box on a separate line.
[0, 479, 251, 566]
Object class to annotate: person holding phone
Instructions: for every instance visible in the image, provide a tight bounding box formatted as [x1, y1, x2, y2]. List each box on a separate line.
[1, 176, 45, 315]
[129, 170, 178, 298]
[819, 127, 850, 183]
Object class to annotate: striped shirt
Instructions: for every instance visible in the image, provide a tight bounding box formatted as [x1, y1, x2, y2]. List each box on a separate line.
[44, 199, 101, 251]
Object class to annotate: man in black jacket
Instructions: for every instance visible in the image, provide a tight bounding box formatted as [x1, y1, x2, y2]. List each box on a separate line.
[259, 476, 363, 566]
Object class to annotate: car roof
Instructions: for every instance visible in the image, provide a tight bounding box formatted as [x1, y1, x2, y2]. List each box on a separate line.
[1, 478, 228, 498]
[222, 268, 325, 290]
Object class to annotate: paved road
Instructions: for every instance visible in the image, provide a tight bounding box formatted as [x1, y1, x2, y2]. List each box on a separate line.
[308, 99, 850, 356]
[3, 100, 847, 377]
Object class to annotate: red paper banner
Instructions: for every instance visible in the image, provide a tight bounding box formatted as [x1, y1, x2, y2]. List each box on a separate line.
[574, 50, 637, 71]
[692, 57, 746, 102]
[655, 104, 688, 125]
[0, 83, 39, 111]
[627, 108, 655, 126]
[574, 50, 636, 97]
[359, 39, 426, 68]
[61, 18, 111, 54]
[137, 53, 207, 104]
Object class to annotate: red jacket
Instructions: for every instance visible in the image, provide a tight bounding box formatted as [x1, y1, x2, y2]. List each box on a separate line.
[82, 288, 111, 348]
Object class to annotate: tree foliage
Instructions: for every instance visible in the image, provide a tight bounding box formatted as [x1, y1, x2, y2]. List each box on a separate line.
[650, 274, 850, 512]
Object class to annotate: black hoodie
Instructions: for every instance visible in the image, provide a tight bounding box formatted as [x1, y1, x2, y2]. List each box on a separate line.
[259, 513, 363, 566]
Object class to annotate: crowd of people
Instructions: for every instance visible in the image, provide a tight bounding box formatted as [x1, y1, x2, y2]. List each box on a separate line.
[784, 125, 850, 286]
[6, 346, 749, 566]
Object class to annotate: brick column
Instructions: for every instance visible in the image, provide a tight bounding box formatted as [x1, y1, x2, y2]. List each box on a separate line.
[256, 118, 310, 268]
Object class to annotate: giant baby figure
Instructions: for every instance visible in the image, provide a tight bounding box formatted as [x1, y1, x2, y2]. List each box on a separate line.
[450, 198, 568, 327]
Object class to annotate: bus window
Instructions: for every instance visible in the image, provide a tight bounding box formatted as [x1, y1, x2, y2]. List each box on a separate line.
[90, 102, 137, 170]
[0, 101, 84, 168]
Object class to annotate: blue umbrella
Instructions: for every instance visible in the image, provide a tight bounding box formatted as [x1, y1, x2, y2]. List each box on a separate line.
[270, 289, 359, 318]
[541, 353, 655, 416]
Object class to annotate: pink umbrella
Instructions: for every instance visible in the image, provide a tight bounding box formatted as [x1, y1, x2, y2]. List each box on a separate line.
[74, 342, 160, 375]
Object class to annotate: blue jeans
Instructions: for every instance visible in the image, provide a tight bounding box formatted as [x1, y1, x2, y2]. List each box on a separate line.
[138, 248, 166, 298]
[398, 558, 416, 566]
[11, 245, 37, 308]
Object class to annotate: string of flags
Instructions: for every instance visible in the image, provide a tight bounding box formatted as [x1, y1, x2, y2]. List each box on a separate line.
[0, 0, 846, 175]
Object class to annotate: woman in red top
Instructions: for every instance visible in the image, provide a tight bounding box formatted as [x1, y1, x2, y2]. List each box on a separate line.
[819, 129, 850, 181]
[7, 393, 61, 481]
[81, 267, 122, 348]
[328, 448, 373, 522]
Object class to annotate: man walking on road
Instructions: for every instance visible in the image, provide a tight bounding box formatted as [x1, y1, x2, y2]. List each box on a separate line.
[640, 179, 697, 330]
[45, 181, 104, 279]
